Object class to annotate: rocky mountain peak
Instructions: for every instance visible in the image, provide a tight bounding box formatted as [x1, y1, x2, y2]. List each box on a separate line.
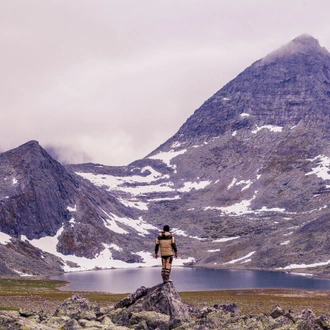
[261, 33, 329, 64]
[156, 34, 330, 148]
[12, 140, 48, 157]
[292, 33, 321, 47]
[16, 139, 40, 150]
[0, 141, 78, 239]
[1, 140, 64, 175]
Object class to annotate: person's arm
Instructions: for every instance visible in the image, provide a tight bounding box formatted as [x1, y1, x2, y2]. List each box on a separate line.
[154, 237, 160, 258]
[171, 236, 178, 258]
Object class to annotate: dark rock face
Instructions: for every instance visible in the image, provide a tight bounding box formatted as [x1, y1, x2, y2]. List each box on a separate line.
[0, 140, 75, 239]
[0, 141, 150, 275]
[102, 34, 330, 273]
[169, 34, 330, 142]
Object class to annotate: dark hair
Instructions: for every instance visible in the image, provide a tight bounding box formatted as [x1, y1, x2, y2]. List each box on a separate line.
[163, 225, 170, 232]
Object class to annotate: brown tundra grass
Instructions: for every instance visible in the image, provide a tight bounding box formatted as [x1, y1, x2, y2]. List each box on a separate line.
[0, 278, 330, 316]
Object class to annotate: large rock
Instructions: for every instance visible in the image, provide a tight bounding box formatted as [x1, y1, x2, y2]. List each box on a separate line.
[1, 284, 330, 329]
[54, 293, 101, 320]
[112, 282, 192, 329]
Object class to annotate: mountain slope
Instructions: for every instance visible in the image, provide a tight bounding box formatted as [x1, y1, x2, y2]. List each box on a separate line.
[0, 141, 167, 275]
[71, 34, 330, 274]
[2, 34, 330, 276]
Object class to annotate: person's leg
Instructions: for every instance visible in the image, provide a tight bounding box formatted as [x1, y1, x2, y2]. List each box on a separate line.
[161, 256, 173, 282]
[161, 257, 167, 282]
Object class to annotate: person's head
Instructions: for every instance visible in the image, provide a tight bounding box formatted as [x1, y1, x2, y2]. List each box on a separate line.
[163, 225, 170, 232]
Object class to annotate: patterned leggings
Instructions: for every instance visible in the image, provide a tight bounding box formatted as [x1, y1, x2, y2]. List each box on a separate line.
[161, 256, 173, 282]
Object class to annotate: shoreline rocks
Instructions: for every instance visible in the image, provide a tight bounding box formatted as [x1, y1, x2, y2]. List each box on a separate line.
[1, 283, 330, 329]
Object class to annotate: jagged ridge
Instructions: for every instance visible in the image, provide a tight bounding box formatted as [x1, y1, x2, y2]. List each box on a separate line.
[2, 35, 330, 276]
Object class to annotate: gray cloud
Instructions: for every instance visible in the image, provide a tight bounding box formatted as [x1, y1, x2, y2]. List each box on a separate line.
[1, 0, 330, 165]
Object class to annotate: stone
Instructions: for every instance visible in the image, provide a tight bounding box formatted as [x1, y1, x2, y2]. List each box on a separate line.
[112, 282, 191, 328]
[270, 305, 285, 319]
[1, 288, 330, 329]
[54, 293, 99, 320]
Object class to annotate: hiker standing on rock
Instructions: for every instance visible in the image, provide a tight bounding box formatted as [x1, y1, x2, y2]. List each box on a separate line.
[154, 225, 178, 283]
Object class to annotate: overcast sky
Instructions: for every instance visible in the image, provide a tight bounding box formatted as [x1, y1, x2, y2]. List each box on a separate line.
[1, 0, 330, 165]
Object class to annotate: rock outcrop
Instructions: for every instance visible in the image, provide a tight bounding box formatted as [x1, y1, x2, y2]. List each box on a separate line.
[112, 282, 192, 329]
[1, 283, 330, 329]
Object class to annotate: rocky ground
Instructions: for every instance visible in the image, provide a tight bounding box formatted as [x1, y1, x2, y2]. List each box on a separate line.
[1, 282, 330, 329]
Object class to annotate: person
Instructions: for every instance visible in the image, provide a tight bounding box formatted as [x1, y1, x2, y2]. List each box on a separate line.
[154, 225, 178, 283]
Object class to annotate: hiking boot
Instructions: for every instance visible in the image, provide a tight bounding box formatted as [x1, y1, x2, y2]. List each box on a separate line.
[163, 279, 173, 283]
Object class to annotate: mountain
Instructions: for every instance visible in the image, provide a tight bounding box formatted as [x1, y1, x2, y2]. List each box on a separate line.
[0, 141, 161, 275]
[2, 34, 330, 276]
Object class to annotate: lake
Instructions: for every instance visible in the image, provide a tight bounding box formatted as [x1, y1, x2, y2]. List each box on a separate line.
[51, 267, 330, 293]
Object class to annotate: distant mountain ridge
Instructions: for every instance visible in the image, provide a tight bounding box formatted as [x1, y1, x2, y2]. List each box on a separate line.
[2, 34, 330, 276]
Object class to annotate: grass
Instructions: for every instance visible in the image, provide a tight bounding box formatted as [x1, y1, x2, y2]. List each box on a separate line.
[1, 278, 330, 316]
[0, 278, 127, 311]
[179, 289, 330, 315]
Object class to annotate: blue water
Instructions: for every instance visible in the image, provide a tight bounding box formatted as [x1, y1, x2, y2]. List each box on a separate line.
[51, 267, 330, 293]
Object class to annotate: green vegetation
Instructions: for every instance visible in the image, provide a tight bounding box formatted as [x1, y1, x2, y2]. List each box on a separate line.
[1, 278, 330, 316]
[0, 278, 127, 312]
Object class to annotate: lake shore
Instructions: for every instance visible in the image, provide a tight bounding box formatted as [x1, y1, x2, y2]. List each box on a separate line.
[50, 266, 330, 294]
[1, 277, 330, 317]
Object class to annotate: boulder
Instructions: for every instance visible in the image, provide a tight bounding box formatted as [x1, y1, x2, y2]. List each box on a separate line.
[112, 282, 191, 328]
[2, 283, 330, 329]
[54, 293, 100, 320]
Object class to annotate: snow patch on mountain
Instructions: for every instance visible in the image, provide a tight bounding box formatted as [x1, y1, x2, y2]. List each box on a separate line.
[259, 206, 286, 213]
[148, 149, 187, 170]
[108, 243, 122, 251]
[67, 205, 77, 212]
[0, 232, 11, 244]
[278, 259, 330, 270]
[101, 211, 129, 234]
[119, 182, 174, 195]
[171, 141, 183, 148]
[67, 205, 77, 226]
[77, 166, 167, 190]
[205, 192, 288, 216]
[148, 195, 180, 202]
[224, 251, 256, 264]
[13, 269, 33, 277]
[118, 197, 149, 210]
[212, 236, 240, 243]
[252, 125, 283, 134]
[306, 155, 330, 181]
[21, 228, 194, 272]
[171, 228, 207, 241]
[77, 169, 211, 207]
[172, 228, 188, 237]
[178, 180, 211, 192]
[228, 177, 253, 191]
[205, 193, 257, 215]
[100, 210, 157, 236]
